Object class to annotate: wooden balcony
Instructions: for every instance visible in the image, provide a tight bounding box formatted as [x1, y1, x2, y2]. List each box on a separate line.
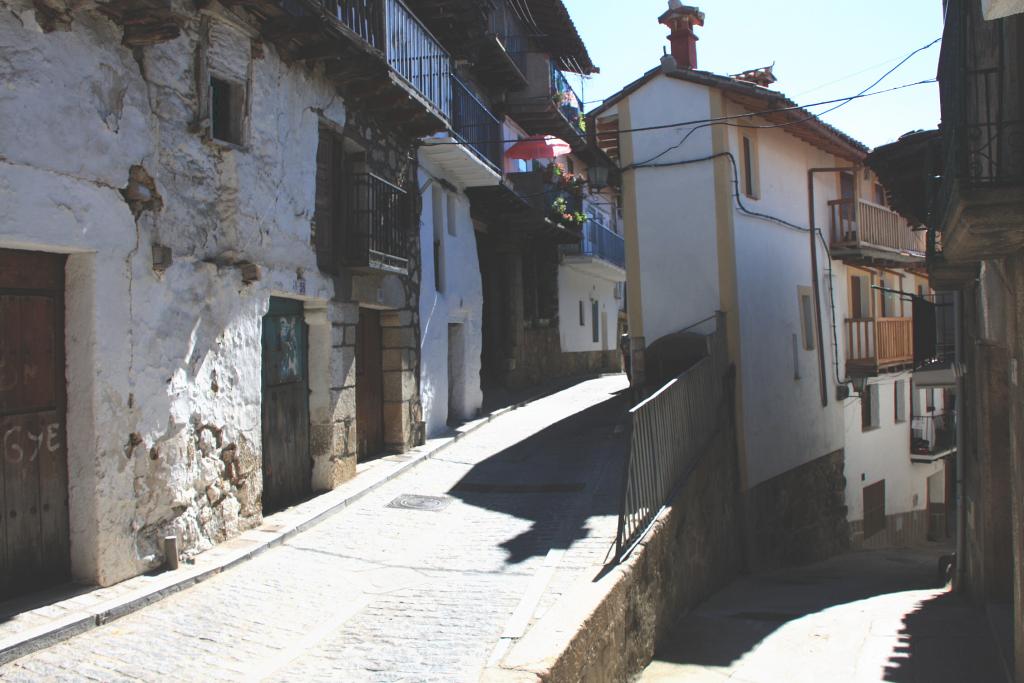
[845, 317, 914, 375]
[828, 198, 926, 265]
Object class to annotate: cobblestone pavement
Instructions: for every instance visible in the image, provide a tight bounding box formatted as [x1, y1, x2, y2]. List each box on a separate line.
[1, 375, 630, 682]
[638, 547, 1008, 683]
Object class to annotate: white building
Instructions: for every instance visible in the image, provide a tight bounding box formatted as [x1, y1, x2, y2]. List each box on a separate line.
[591, 3, 950, 566]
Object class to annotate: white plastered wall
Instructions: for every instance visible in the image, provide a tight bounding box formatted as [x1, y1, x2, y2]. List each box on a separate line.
[417, 159, 484, 437]
[558, 265, 619, 353]
[0, 3, 345, 585]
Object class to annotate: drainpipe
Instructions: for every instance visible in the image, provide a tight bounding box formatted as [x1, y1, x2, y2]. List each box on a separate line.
[955, 288, 966, 590]
[807, 167, 858, 406]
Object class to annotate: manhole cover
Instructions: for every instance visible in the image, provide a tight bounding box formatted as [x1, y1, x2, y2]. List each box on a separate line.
[386, 494, 453, 511]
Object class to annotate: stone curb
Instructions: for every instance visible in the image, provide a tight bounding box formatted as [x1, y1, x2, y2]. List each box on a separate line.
[0, 376, 605, 667]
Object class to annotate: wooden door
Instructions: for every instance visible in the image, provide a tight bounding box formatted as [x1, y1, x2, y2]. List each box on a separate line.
[863, 479, 886, 540]
[261, 298, 311, 514]
[0, 249, 69, 600]
[356, 308, 384, 459]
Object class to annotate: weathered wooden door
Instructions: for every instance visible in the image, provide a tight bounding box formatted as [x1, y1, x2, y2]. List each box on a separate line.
[261, 298, 311, 514]
[356, 308, 384, 459]
[0, 249, 69, 600]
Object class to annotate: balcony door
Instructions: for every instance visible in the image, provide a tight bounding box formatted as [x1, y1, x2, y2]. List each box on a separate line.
[840, 171, 856, 226]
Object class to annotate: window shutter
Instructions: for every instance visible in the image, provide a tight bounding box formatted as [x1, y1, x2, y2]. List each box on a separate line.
[314, 129, 337, 274]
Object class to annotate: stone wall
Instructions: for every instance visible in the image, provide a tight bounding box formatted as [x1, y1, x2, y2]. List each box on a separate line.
[494, 393, 743, 682]
[744, 449, 850, 571]
[0, 0, 421, 587]
[505, 325, 622, 392]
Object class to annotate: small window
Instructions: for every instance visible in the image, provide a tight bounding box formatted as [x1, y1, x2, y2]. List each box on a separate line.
[894, 380, 907, 423]
[432, 186, 445, 293]
[446, 192, 458, 236]
[861, 384, 879, 431]
[741, 135, 758, 198]
[592, 300, 600, 343]
[798, 288, 816, 351]
[579, 300, 585, 326]
[210, 76, 245, 145]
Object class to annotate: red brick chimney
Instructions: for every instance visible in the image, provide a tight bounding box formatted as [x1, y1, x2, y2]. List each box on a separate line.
[659, 2, 705, 70]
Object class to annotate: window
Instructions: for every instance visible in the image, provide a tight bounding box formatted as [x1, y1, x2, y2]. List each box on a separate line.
[861, 383, 879, 431]
[210, 76, 245, 145]
[798, 287, 816, 351]
[432, 186, 445, 293]
[314, 126, 345, 273]
[850, 275, 871, 319]
[446, 192, 458, 236]
[874, 183, 887, 206]
[579, 300, 585, 326]
[927, 388, 936, 413]
[741, 135, 758, 198]
[592, 300, 600, 343]
[894, 380, 907, 423]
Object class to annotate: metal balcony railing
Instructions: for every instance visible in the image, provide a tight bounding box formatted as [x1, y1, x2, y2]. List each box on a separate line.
[508, 168, 584, 229]
[487, 0, 530, 75]
[451, 76, 503, 171]
[551, 66, 585, 136]
[346, 173, 411, 273]
[323, 0, 384, 49]
[828, 198, 926, 255]
[933, 0, 1024, 224]
[911, 412, 957, 458]
[563, 220, 626, 269]
[385, 0, 452, 119]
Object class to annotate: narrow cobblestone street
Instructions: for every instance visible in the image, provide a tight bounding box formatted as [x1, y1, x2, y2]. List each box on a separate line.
[0, 376, 630, 682]
[639, 548, 1009, 683]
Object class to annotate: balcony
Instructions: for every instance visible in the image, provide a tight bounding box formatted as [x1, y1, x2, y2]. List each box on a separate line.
[478, 0, 530, 88]
[344, 173, 412, 274]
[931, 0, 1024, 262]
[845, 317, 914, 376]
[506, 56, 590, 154]
[420, 77, 503, 188]
[505, 168, 586, 242]
[913, 292, 958, 387]
[228, 0, 451, 136]
[561, 220, 626, 282]
[911, 412, 957, 463]
[828, 198, 925, 264]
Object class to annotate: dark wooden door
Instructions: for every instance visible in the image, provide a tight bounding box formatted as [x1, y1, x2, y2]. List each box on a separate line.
[863, 479, 886, 540]
[261, 298, 311, 514]
[356, 308, 384, 459]
[0, 249, 69, 600]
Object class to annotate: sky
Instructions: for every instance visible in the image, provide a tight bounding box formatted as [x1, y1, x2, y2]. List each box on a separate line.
[562, 0, 944, 150]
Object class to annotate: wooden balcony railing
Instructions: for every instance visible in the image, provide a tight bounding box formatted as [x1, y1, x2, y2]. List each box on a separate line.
[846, 317, 914, 373]
[829, 198, 925, 256]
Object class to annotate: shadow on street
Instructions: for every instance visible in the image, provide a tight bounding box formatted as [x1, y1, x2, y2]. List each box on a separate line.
[448, 387, 631, 566]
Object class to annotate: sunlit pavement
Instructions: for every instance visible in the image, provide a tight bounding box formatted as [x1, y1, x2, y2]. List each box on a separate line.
[638, 547, 1007, 683]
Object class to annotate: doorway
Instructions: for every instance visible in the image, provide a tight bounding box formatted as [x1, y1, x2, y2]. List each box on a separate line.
[261, 298, 312, 514]
[356, 308, 385, 459]
[0, 248, 70, 600]
[448, 323, 465, 426]
[927, 469, 948, 541]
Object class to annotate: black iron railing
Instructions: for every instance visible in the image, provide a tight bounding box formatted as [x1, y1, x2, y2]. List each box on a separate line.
[912, 412, 957, 457]
[508, 169, 585, 229]
[451, 76, 503, 171]
[346, 173, 411, 273]
[488, 0, 530, 75]
[934, 0, 1024, 225]
[385, 0, 452, 119]
[323, 0, 384, 48]
[615, 313, 729, 560]
[562, 219, 626, 268]
[913, 292, 956, 371]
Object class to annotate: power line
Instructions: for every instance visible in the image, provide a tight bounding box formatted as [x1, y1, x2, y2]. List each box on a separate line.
[418, 78, 935, 149]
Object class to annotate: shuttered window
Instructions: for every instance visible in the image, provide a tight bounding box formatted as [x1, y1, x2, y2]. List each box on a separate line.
[314, 127, 345, 274]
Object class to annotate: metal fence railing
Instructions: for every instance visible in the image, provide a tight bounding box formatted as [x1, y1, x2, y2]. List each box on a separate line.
[562, 220, 626, 268]
[615, 313, 729, 559]
[385, 0, 452, 120]
[322, 0, 384, 49]
[451, 76, 503, 171]
[551, 66, 585, 136]
[488, 0, 530, 75]
[346, 173, 411, 273]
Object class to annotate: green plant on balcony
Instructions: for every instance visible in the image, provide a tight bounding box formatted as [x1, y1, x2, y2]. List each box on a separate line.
[545, 163, 586, 191]
[549, 196, 586, 229]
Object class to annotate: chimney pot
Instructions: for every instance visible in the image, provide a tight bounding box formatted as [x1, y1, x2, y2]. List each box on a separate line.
[659, 4, 704, 71]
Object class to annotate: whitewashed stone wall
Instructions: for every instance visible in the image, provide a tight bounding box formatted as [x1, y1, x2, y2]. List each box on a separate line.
[417, 160, 484, 437]
[0, 0, 388, 586]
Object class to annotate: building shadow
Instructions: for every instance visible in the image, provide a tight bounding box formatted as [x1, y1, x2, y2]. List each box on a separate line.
[448, 388, 631, 566]
[647, 549, 1008, 680]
